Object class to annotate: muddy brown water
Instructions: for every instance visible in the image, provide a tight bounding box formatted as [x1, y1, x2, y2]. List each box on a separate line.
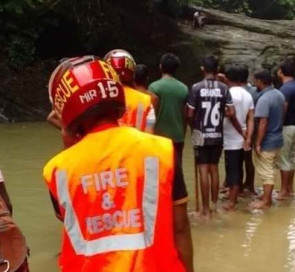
[1, 123, 295, 272]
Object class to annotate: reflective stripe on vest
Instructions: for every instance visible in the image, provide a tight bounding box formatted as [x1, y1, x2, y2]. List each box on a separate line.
[56, 157, 159, 256]
[135, 102, 144, 130]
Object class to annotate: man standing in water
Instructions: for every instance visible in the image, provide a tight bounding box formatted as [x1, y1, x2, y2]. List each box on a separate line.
[239, 65, 257, 194]
[250, 69, 284, 209]
[187, 56, 235, 217]
[277, 59, 295, 200]
[43, 56, 193, 272]
[223, 64, 254, 211]
[149, 53, 188, 207]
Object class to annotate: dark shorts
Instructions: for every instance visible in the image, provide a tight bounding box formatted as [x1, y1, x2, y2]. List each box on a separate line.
[173, 142, 188, 204]
[225, 149, 244, 187]
[194, 145, 223, 164]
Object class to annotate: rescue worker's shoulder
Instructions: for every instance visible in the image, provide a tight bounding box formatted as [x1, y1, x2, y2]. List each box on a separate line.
[123, 127, 173, 154]
[43, 145, 77, 181]
[43, 153, 62, 182]
[125, 86, 151, 102]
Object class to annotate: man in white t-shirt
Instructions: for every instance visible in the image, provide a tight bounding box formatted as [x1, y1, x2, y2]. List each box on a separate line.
[223, 65, 255, 211]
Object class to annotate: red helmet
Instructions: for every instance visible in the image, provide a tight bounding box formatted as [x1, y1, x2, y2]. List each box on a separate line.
[48, 56, 125, 131]
[104, 49, 136, 84]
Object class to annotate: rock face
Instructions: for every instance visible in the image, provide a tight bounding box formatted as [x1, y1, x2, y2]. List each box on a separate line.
[181, 6, 295, 76]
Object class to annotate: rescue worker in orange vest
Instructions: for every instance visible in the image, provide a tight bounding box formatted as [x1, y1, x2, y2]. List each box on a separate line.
[104, 49, 156, 133]
[43, 56, 193, 272]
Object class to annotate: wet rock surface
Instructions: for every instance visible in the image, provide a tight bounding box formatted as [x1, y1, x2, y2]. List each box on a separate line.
[181, 6, 295, 74]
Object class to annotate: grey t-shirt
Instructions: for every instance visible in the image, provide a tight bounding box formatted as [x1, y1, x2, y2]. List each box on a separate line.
[255, 86, 285, 150]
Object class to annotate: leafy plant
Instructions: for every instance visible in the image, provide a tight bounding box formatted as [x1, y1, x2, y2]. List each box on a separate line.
[0, 0, 53, 68]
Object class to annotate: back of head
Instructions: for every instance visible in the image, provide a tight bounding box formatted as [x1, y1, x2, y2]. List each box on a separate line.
[160, 53, 181, 76]
[48, 56, 125, 136]
[134, 64, 148, 87]
[254, 69, 273, 86]
[238, 64, 249, 83]
[225, 64, 241, 83]
[201, 56, 219, 74]
[279, 59, 295, 78]
[104, 49, 136, 85]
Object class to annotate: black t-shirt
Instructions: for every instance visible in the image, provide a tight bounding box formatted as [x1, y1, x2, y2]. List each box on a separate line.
[188, 79, 233, 146]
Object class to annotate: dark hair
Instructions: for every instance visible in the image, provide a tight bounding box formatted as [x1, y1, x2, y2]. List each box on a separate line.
[160, 53, 181, 75]
[239, 64, 249, 83]
[134, 64, 148, 86]
[279, 59, 295, 77]
[254, 69, 273, 85]
[201, 56, 219, 74]
[225, 64, 240, 82]
[68, 103, 124, 136]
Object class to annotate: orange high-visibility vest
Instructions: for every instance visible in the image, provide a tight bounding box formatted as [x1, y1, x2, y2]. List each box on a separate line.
[43, 125, 185, 272]
[119, 86, 152, 131]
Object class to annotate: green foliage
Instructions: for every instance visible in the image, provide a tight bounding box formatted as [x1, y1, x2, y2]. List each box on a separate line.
[0, 0, 49, 68]
[248, 0, 295, 19]
[7, 36, 36, 68]
[154, 0, 192, 17]
[192, 0, 295, 19]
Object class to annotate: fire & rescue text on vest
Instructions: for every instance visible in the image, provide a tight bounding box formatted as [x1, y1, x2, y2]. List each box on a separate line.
[81, 168, 142, 234]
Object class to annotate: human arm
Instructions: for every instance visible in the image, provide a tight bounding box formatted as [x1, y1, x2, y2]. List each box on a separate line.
[49, 191, 63, 222]
[216, 73, 227, 84]
[172, 149, 193, 272]
[227, 107, 245, 139]
[244, 109, 255, 151]
[187, 106, 195, 131]
[224, 88, 235, 118]
[187, 85, 198, 130]
[255, 97, 270, 155]
[255, 117, 268, 156]
[144, 105, 156, 134]
[173, 203, 194, 272]
[148, 91, 159, 113]
[0, 182, 12, 214]
[225, 105, 235, 118]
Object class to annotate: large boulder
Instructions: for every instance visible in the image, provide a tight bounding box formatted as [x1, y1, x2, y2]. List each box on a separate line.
[181, 6, 295, 76]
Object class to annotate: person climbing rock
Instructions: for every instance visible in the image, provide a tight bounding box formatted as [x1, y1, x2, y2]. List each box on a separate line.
[193, 10, 206, 29]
